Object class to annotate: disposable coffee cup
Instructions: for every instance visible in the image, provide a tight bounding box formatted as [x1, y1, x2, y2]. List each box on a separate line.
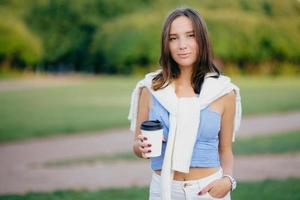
[140, 120, 163, 157]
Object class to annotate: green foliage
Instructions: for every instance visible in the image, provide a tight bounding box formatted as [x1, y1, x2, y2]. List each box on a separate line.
[0, 0, 299, 74]
[25, 0, 97, 71]
[0, 15, 42, 67]
[207, 13, 300, 65]
[91, 11, 162, 74]
[24, 0, 155, 72]
[90, 0, 300, 74]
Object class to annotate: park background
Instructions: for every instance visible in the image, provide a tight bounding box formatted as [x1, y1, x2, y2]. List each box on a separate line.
[0, 0, 300, 199]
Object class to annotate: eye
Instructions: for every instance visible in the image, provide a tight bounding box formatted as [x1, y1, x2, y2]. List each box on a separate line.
[169, 37, 176, 41]
[188, 34, 195, 38]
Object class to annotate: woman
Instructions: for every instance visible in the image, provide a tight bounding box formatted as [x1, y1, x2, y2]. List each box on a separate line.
[129, 7, 241, 200]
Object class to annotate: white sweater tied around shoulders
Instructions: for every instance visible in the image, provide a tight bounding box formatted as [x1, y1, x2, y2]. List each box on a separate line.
[128, 70, 242, 200]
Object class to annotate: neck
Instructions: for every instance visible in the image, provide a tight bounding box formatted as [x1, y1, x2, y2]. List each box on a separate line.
[176, 65, 193, 85]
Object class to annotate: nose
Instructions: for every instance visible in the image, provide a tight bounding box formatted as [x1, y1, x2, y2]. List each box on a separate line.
[178, 38, 187, 50]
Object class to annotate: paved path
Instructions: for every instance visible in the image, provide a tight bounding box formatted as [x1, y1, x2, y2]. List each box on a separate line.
[238, 110, 300, 138]
[0, 111, 300, 195]
[1, 153, 300, 195]
[0, 74, 90, 92]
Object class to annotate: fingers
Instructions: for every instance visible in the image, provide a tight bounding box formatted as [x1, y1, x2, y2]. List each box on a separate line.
[137, 135, 152, 159]
[198, 183, 213, 195]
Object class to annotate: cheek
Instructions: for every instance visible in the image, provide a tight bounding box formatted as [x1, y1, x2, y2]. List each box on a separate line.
[192, 42, 199, 56]
[192, 41, 199, 51]
[169, 42, 176, 51]
[169, 43, 177, 56]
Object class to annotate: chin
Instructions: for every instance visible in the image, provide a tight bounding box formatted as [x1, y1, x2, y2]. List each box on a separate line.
[176, 61, 195, 67]
[175, 57, 196, 67]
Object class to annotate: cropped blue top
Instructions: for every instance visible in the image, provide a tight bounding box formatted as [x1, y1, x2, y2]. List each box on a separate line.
[149, 94, 221, 170]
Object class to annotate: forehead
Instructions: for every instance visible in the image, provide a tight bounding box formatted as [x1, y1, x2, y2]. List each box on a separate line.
[169, 16, 194, 34]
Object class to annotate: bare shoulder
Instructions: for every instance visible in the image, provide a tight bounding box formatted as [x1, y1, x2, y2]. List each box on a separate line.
[223, 90, 236, 111]
[224, 90, 236, 101]
[140, 86, 150, 95]
[139, 87, 151, 109]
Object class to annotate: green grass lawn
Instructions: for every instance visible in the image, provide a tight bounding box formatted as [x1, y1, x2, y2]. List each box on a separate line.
[44, 130, 300, 167]
[231, 75, 300, 115]
[0, 75, 300, 142]
[0, 178, 299, 200]
[0, 75, 139, 142]
[43, 151, 139, 167]
[233, 130, 300, 155]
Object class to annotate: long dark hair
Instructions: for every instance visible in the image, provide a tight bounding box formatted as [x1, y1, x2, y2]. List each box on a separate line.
[152, 7, 220, 94]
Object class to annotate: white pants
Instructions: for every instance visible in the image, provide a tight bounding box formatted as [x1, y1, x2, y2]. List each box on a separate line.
[149, 168, 231, 200]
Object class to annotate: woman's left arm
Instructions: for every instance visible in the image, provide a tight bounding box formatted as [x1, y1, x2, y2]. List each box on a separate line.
[199, 90, 236, 198]
[219, 90, 236, 178]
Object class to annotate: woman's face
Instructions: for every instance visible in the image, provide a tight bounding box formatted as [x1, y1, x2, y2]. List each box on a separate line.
[168, 16, 199, 69]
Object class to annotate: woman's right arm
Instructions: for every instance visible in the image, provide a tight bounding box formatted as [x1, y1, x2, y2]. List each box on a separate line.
[132, 87, 152, 159]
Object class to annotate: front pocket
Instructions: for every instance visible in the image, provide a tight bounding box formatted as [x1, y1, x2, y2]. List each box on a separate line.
[206, 192, 224, 200]
[191, 192, 215, 200]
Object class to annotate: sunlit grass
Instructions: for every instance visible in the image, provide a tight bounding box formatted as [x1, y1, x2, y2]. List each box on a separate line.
[0, 178, 299, 200]
[232, 75, 300, 115]
[0, 75, 139, 142]
[0, 75, 300, 142]
[233, 130, 300, 155]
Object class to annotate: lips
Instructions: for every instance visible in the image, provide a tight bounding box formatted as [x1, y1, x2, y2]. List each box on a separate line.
[178, 53, 190, 58]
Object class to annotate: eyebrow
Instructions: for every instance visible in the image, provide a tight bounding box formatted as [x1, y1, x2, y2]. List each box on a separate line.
[169, 30, 194, 36]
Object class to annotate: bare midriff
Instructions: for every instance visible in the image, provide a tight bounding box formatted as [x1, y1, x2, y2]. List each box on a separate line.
[154, 167, 219, 181]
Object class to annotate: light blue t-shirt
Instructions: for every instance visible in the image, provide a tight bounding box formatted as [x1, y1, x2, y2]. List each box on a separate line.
[149, 94, 221, 170]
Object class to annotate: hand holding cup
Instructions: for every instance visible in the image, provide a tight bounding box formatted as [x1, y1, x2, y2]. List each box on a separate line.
[137, 134, 152, 159]
[139, 120, 163, 159]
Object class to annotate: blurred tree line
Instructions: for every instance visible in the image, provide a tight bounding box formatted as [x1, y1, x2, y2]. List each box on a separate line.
[0, 0, 299, 75]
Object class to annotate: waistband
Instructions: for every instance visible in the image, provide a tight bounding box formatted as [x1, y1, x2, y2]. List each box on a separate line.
[151, 168, 223, 189]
